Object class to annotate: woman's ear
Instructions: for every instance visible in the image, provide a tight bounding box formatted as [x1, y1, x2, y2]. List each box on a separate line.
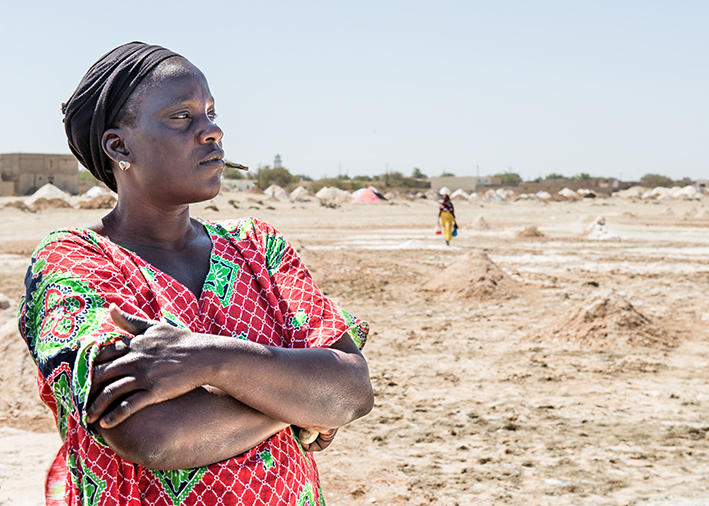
[102, 128, 131, 166]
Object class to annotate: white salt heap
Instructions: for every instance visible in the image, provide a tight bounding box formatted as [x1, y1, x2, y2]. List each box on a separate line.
[579, 216, 620, 241]
[289, 186, 311, 202]
[264, 184, 289, 201]
[24, 184, 75, 207]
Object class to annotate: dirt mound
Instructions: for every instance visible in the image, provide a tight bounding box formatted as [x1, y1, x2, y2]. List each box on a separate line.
[245, 186, 265, 194]
[421, 250, 518, 301]
[77, 194, 117, 209]
[30, 197, 73, 210]
[0, 295, 55, 431]
[465, 216, 492, 230]
[3, 200, 31, 211]
[534, 290, 672, 349]
[694, 209, 709, 220]
[516, 225, 545, 238]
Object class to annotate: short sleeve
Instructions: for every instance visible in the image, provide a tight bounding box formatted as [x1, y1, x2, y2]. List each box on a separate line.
[217, 218, 369, 351]
[18, 230, 149, 437]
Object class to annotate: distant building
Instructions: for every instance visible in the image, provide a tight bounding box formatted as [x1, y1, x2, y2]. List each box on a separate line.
[274, 154, 282, 169]
[0, 153, 79, 196]
[427, 176, 501, 193]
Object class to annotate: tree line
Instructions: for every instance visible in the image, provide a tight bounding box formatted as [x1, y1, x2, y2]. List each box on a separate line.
[222, 163, 696, 191]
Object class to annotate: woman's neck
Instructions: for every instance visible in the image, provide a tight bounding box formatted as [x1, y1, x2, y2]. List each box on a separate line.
[91, 197, 198, 251]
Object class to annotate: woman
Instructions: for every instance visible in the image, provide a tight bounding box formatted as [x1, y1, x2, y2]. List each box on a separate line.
[438, 194, 457, 246]
[19, 42, 373, 505]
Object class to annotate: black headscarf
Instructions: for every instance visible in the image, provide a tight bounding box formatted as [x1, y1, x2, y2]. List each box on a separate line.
[439, 194, 454, 215]
[62, 42, 182, 192]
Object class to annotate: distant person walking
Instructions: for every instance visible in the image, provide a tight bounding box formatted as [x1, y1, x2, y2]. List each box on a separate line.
[438, 194, 457, 246]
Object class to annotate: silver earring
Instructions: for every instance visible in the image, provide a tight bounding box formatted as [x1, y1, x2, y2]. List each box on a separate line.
[118, 160, 131, 171]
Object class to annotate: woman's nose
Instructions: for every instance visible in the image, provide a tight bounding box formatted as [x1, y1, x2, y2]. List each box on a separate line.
[198, 116, 224, 144]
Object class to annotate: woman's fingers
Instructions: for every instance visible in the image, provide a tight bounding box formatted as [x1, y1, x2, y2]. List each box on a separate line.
[86, 374, 139, 424]
[93, 339, 130, 365]
[109, 304, 155, 335]
[97, 390, 154, 429]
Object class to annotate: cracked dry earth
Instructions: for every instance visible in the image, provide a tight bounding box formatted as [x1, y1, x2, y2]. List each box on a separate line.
[1, 194, 709, 505]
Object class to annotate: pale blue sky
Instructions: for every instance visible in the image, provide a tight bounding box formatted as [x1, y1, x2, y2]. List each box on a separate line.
[2, 1, 707, 181]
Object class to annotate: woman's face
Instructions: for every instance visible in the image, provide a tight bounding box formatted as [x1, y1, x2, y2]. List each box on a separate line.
[118, 59, 224, 206]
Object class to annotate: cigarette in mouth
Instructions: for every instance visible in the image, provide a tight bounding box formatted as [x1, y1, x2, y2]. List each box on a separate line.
[225, 162, 249, 171]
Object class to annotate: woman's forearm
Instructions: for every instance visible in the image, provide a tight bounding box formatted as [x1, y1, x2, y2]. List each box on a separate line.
[89, 311, 373, 442]
[203, 335, 373, 430]
[97, 386, 287, 470]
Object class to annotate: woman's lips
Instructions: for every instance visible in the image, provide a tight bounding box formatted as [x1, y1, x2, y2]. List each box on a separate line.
[199, 158, 225, 167]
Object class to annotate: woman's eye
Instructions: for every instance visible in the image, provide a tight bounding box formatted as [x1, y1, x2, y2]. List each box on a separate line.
[174, 113, 190, 120]
[208, 112, 218, 121]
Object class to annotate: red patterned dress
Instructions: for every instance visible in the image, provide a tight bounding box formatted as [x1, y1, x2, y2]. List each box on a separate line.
[18, 218, 368, 506]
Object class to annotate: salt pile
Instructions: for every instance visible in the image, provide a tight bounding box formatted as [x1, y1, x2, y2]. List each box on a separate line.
[496, 188, 514, 200]
[24, 183, 75, 207]
[421, 250, 518, 301]
[656, 185, 699, 200]
[660, 207, 675, 216]
[245, 186, 265, 195]
[558, 188, 581, 200]
[516, 225, 545, 238]
[334, 192, 353, 203]
[577, 189, 598, 198]
[450, 189, 470, 201]
[694, 209, 709, 220]
[642, 187, 669, 200]
[290, 186, 311, 202]
[613, 186, 646, 199]
[465, 216, 492, 230]
[439, 187, 451, 196]
[83, 186, 109, 198]
[264, 184, 289, 201]
[534, 290, 672, 349]
[316, 186, 351, 203]
[580, 216, 606, 237]
[579, 216, 620, 241]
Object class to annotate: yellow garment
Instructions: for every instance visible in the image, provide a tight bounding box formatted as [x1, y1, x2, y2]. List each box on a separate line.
[439, 211, 455, 243]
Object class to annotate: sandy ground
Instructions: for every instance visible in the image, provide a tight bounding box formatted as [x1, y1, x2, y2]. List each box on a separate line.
[1, 192, 709, 505]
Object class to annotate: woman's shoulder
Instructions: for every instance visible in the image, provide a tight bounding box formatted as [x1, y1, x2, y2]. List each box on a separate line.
[31, 227, 109, 259]
[201, 217, 282, 242]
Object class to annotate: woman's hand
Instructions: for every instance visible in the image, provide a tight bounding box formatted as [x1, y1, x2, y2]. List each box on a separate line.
[87, 304, 211, 428]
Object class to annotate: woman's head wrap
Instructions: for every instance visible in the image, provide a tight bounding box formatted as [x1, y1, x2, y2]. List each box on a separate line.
[62, 42, 182, 192]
